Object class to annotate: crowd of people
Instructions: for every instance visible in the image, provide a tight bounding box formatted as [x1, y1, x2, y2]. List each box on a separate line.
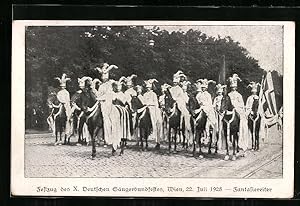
[48, 62, 265, 156]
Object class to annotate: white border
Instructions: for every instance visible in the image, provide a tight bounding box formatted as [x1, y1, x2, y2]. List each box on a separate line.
[11, 21, 295, 198]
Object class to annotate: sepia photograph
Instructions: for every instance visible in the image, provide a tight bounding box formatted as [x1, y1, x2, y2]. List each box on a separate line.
[11, 21, 294, 197]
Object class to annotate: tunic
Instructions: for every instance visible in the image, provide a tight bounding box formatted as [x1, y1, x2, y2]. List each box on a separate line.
[213, 95, 226, 150]
[245, 94, 259, 116]
[228, 90, 248, 151]
[96, 80, 122, 150]
[169, 85, 193, 144]
[139, 90, 163, 143]
[57, 89, 72, 136]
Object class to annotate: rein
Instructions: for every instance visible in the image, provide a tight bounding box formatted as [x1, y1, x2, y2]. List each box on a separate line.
[223, 108, 236, 143]
[249, 112, 260, 139]
[86, 101, 100, 121]
[53, 103, 63, 120]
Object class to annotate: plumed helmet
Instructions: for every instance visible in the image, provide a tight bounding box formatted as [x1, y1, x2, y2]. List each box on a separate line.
[216, 84, 226, 93]
[144, 78, 158, 88]
[125, 74, 137, 86]
[173, 70, 186, 83]
[161, 83, 171, 91]
[55, 73, 71, 87]
[78, 76, 92, 88]
[228, 73, 242, 87]
[247, 81, 260, 93]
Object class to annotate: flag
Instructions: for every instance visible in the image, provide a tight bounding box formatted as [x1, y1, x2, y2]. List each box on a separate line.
[258, 71, 279, 127]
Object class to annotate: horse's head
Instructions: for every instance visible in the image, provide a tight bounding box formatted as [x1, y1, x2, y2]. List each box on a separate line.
[251, 97, 260, 114]
[131, 96, 143, 112]
[220, 94, 234, 113]
[78, 89, 98, 113]
[164, 88, 177, 114]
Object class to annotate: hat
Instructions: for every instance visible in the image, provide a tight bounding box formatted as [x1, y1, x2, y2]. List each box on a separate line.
[135, 85, 143, 93]
[247, 81, 260, 93]
[95, 63, 118, 79]
[78, 76, 92, 88]
[228, 73, 242, 88]
[55, 73, 71, 87]
[161, 83, 171, 91]
[125, 74, 137, 86]
[216, 84, 226, 93]
[114, 76, 126, 87]
[196, 79, 215, 88]
[144, 79, 158, 88]
[173, 70, 187, 83]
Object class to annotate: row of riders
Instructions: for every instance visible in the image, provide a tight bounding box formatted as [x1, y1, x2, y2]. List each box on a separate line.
[47, 63, 262, 160]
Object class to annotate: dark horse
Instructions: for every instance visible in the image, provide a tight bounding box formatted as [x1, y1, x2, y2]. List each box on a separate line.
[219, 94, 240, 161]
[75, 87, 104, 159]
[248, 98, 261, 151]
[163, 89, 182, 153]
[70, 91, 88, 145]
[131, 96, 152, 151]
[47, 92, 68, 145]
[187, 94, 217, 158]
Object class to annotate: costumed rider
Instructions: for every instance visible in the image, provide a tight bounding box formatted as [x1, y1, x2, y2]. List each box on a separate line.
[195, 79, 217, 145]
[124, 74, 138, 140]
[169, 71, 193, 146]
[228, 73, 249, 154]
[139, 79, 163, 149]
[94, 63, 121, 154]
[213, 84, 227, 150]
[112, 76, 131, 141]
[54, 73, 72, 139]
[159, 83, 172, 142]
[245, 82, 260, 116]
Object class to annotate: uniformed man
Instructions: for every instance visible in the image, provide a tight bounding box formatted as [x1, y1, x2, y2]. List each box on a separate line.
[54, 73, 72, 143]
[213, 84, 226, 150]
[94, 63, 121, 154]
[195, 79, 217, 145]
[169, 71, 193, 146]
[140, 79, 163, 149]
[228, 73, 248, 153]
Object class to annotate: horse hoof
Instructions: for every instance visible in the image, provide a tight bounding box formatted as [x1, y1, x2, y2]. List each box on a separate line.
[54, 142, 58, 146]
[76, 143, 82, 146]
[199, 155, 204, 159]
[251, 149, 254, 152]
[90, 155, 95, 160]
[232, 155, 237, 161]
[104, 144, 107, 148]
[224, 155, 229, 161]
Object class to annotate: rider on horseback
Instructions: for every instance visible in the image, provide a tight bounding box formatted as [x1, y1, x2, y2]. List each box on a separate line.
[195, 79, 217, 145]
[169, 71, 193, 146]
[228, 74, 249, 153]
[245, 82, 260, 116]
[54, 73, 72, 139]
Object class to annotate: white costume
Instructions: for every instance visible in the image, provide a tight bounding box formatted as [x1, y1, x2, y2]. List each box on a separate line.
[169, 71, 193, 145]
[55, 73, 72, 136]
[95, 63, 122, 150]
[140, 79, 163, 144]
[228, 74, 248, 151]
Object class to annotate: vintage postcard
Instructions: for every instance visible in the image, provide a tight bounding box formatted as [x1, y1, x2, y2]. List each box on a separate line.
[11, 20, 294, 198]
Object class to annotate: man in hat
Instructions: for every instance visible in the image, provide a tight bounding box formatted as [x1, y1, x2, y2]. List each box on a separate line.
[213, 84, 226, 150]
[195, 79, 217, 146]
[169, 71, 193, 146]
[140, 79, 163, 149]
[95, 63, 121, 154]
[228, 73, 248, 154]
[54, 73, 72, 140]
[245, 82, 260, 116]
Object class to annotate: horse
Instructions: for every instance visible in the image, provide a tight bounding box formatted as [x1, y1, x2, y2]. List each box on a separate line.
[70, 91, 89, 145]
[131, 96, 152, 151]
[76, 88, 104, 159]
[248, 98, 261, 151]
[219, 94, 240, 161]
[187, 94, 217, 158]
[47, 92, 68, 145]
[163, 89, 182, 153]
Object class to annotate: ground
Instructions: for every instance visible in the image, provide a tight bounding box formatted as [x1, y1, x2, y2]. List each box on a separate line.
[24, 126, 282, 178]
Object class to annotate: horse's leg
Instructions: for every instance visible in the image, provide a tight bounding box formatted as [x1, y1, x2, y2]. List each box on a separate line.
[224, 125, 229, 160]
[208, 126, 212, 154]
[199, 131, 204, 159]
[55, 125, 58, 145]
[140, 128, 144, 151]
[119, 139, 125, 156]
[168, 127, 171, 154]
[255, 125, 260, 151]
[145, 128, 149, 150]
[91, 128, 97, 160]
[232, 132, 237, 161]
[174, 128, 177, 153]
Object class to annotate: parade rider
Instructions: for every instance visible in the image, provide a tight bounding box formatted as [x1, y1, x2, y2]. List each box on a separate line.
[54, 73, 72, 139]
[95, 63, 120, 154]
[159, 83, 172, 142]
[228, 73, 249, 154]
[124, 74, 138, 110]
[195, 79, 217, 145]
[245, 81, 260, 116]
[213, 84, 227, 150]
[169, 71, 193, 146]
[139, 79, 163, 149]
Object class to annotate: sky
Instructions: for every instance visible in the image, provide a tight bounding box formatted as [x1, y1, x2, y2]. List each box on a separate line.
[154, 25, 283, 74]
